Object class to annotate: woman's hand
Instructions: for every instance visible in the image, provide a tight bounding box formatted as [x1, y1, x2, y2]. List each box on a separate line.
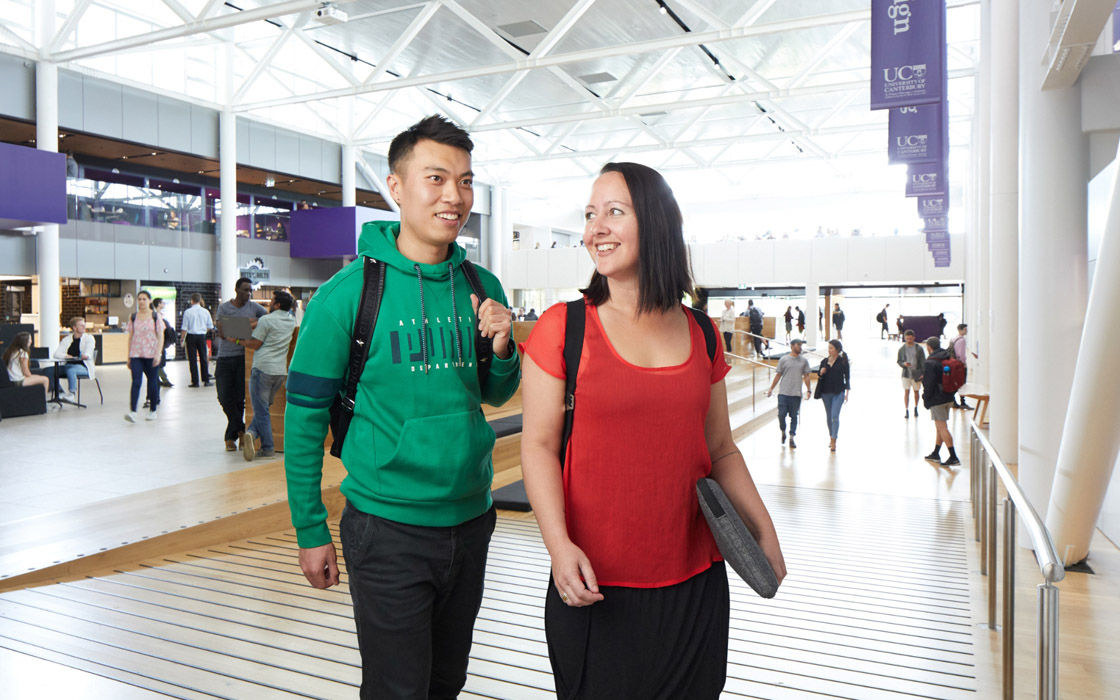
[844, 391, 849, 403]
[759, 534, 787, 584]
[550, 540, 604, 607]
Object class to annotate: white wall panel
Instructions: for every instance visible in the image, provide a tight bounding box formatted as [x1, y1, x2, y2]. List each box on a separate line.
[122, 87, 159, 146]
[772, 239, 812, 285]
[58, 236, 77, 277]
[83, 80, 122, 139]
[736, 240, 775, 286]
[114, 243, 148, 279]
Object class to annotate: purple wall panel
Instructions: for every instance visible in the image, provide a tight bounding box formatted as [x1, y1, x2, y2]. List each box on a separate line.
[0, 142, 67, 228]
[290, 206, 358, 258]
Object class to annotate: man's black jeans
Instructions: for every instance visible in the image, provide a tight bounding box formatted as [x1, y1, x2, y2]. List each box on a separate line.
[340, 503, 496, 699]
[214, 356, 245, 442]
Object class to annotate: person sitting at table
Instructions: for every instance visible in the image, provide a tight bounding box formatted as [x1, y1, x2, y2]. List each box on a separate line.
[52, 316, 96, 402]
[4, 331, 56, 409]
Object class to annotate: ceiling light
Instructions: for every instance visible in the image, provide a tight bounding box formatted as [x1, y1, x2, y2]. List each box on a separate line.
[659, 5, 667, 14]
[497, 20, 548, 38]
[265, 175, 275, 187]
[121, 155, 128, 159]
[172, 178, 180, 184]
[578, 72, 617, 84]
[150, 151, 157, 156]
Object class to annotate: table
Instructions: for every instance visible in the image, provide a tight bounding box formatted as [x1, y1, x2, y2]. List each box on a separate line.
[33, 358, 86, 408]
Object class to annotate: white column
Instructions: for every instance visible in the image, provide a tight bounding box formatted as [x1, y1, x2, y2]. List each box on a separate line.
[488, 186, 506, 278]
[971, 0, 991, 391]
[1046, 140, 1120, 565]
[988, 0, 1018, 459]
[804, 281, 819, 348]
[341, 144, 356, 208]
[34, 0, 60, 350]
[1018, 3, 1089, 523]
[219, 109, 238, 300]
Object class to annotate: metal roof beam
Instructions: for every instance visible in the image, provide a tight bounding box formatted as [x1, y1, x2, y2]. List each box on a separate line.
[48, 0, 95, 53]
[786, 21, 865, 90]
[470, 0, 598, 127]
[50, 0, 322, 63]
[233, 17, 303, 103]
[236, 9, 872, 111]
[362, 1, 442, 86]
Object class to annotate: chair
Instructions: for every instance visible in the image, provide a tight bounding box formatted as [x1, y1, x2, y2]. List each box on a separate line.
[75, 374, 104, 407]
[0, 370, 47, 419]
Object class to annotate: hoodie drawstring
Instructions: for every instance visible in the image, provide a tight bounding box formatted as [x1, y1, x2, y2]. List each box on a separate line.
[414, 262, 466, 374]
[448, 262, 464, 367]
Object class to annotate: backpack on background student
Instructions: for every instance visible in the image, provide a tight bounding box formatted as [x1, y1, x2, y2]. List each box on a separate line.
[940, 358, 966, 394]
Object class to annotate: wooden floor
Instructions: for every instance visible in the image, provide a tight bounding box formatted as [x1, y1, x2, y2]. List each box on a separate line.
[2, 340, 1118, 698]
[0, 487, 979, 699]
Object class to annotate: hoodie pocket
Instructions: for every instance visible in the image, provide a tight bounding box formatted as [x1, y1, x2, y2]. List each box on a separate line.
[378, 410, 495, 502]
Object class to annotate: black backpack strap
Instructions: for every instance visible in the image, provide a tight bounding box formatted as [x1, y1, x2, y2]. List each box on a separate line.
[687, 306, 717, 364]
[459, 259, 493, 389]
[330, 256, 386, 457]
[559, 299, 586, 468]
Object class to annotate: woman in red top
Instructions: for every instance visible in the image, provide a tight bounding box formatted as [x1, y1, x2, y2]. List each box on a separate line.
[521, 163, 786, 698]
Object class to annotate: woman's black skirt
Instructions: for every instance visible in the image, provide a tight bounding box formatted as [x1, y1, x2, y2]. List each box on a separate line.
[544, 561, 730, 700]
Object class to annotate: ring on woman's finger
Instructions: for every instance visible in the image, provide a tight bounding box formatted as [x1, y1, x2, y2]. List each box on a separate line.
[560, 592, 569, 603]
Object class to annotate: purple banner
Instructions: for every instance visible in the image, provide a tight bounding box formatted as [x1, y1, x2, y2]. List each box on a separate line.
[870, 0, 946, 109]
[888, 103, 942, 163]
[923, 215, 948, 231]
[290, 206, 395, 258]
[917, 195, 947, 216]
[0, 142, 67, 228]
[928, 241, 950, 252]
[925, 231, 949, 244]
[906, 161, 946, 197]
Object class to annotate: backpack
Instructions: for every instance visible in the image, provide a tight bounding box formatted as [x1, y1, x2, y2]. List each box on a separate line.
[748, 306, 762, 326]
[328, 257, 495, 458]
[162, 319, 178, 349]
[559, 300, 716, 466]
[130, 311, 161, 335]
[940, 358, 966, 394]
[875, 310, 886, 323]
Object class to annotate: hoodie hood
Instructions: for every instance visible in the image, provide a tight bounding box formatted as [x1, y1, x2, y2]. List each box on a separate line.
[358, 220, 467, 280]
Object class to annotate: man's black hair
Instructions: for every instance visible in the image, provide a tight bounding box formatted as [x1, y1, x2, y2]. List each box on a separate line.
[273, 290, 294, 312]
[388, 115, 474, 175]
[235, 277, 253, 289]
[957, 323, 967, 332]
[152, 297, 163, 308]
[581, 162, 694, 313]
[904, 329, 916, 337]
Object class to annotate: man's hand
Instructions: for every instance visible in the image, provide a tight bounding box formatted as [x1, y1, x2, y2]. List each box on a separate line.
[471, 294, 513, 359]
[299, 542, 340, 589]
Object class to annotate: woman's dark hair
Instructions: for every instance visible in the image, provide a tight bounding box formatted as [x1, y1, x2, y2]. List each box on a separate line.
[2, 331, 32, 366]
[829, 338, 848, 362]
[137, 290, 151, 302]
[580, 162, 693, 313]
[388, 115, 474, 175]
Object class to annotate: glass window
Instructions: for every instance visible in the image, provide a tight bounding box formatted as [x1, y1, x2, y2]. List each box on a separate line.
[253, 198, 292, 241]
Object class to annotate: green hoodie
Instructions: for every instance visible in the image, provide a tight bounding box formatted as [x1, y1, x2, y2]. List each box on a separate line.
[284, 221, 521, 548]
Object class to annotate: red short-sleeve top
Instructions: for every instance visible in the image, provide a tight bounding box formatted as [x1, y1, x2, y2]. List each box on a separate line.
[520, 301, 731, 587]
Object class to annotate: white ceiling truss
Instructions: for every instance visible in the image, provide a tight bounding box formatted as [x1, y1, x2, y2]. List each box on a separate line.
[1, 0, 983, 186]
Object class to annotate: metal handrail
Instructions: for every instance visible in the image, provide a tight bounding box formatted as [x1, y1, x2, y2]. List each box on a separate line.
[730, 328, 827, 358]
[724, 351, 774, 412]
[968, 416, 1064, 700]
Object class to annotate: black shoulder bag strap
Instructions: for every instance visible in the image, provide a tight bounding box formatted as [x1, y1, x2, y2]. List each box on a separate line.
[459, 259, 493, 390]
[329, 256, 386, 458]
[686, 305, 717, 363]
[559, 298, 586, 468]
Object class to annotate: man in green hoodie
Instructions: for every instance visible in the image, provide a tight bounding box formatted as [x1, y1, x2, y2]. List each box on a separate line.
[284, 115, 520, 698]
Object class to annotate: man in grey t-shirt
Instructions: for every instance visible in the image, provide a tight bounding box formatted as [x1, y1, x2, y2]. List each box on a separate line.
[766, 339, 812, 448]
[214, 277, 268, 451]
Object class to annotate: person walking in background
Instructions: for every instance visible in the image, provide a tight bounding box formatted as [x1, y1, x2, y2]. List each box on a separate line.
[938, 312, 948, 338]
[815, 339, 850, 452]
[951, 323, 975, 410]
[796, 306, 806, 337]
[818, 307, 823, 332]
[922, 336, 960, 466]
[215, 277, 268, 451]
[181, 292, 215, 387]
[783, 306, 793, 343]
[124, 290, 163, 423]
[832, 302, 845, 340]
[748, 299, 765, 356]
[51, 316, 95, 401]
[524, 308, 538, 321]
[152, 298, 176, 389]
[241, 290, 297, 462]
[895, 314, 904, 340]
[719, 299, 735, 351]
[4, 331, 54, 407]
[897, 330, 925, 418]
[877, 304, 891, 339]
[283, 116, 520, 698]
[520, 161, 785, 698]
[767, 338, 812, 448]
